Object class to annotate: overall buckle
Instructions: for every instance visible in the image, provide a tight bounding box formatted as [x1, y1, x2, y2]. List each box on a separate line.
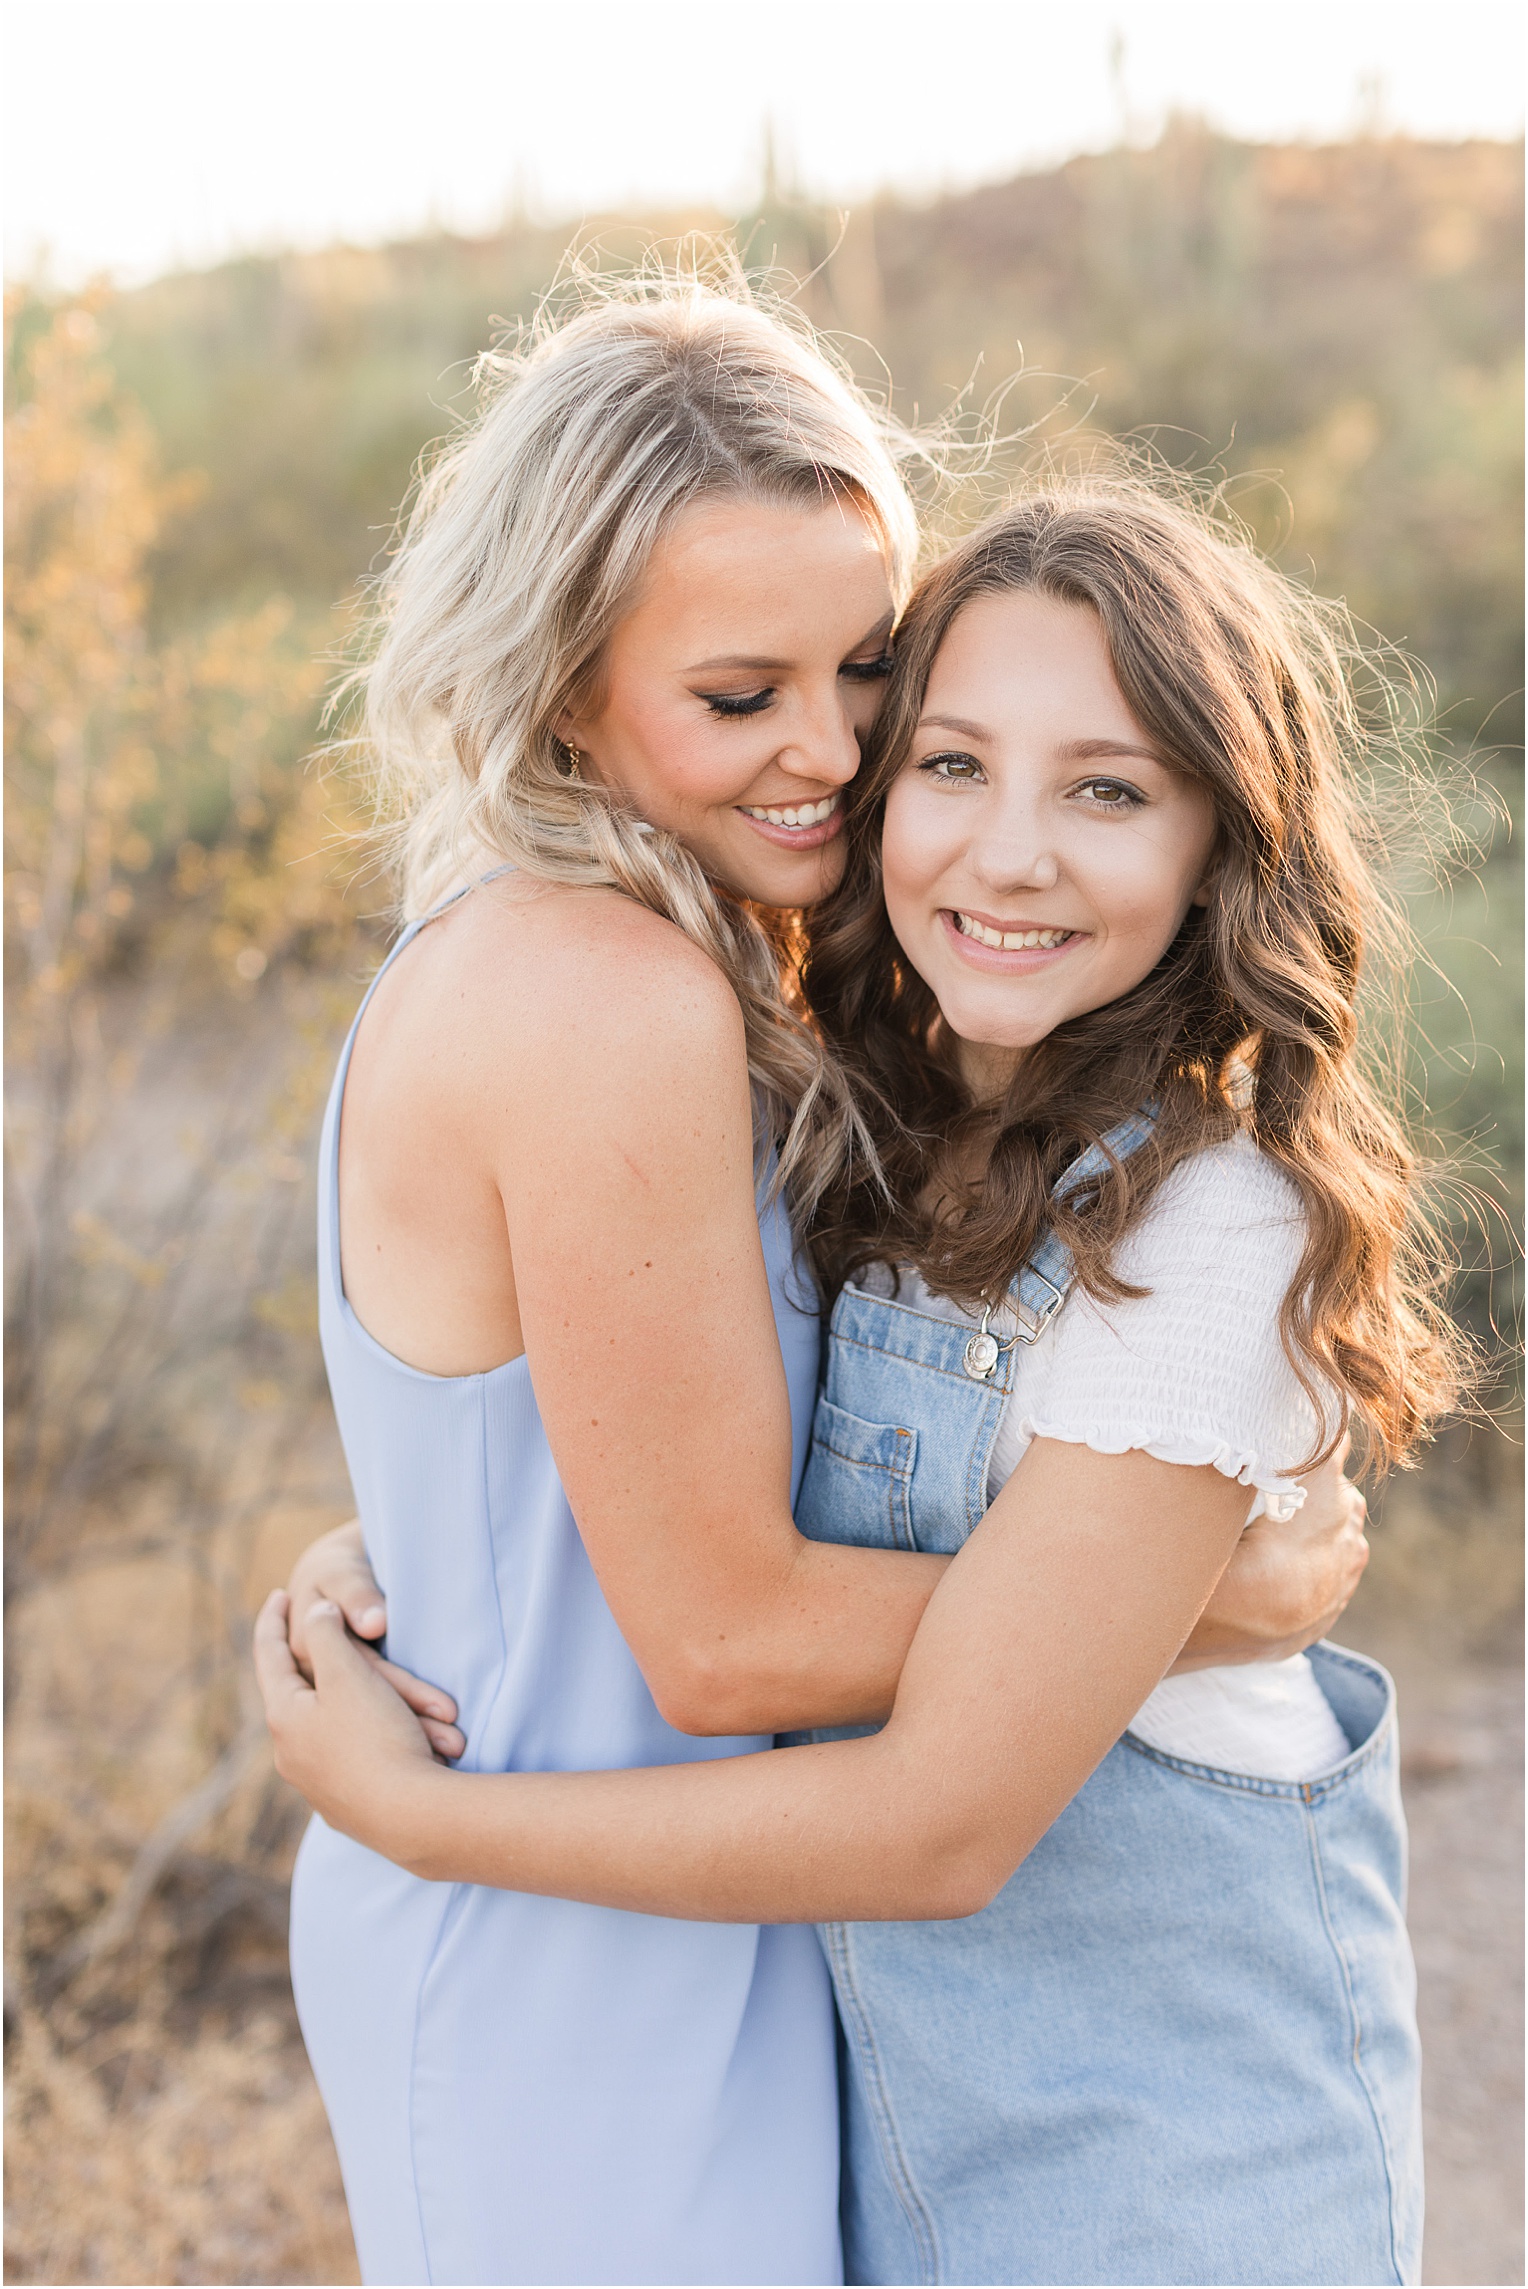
[1010, 1265, 1066, 1344]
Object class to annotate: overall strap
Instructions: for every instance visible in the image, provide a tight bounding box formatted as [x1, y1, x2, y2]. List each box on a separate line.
[1007, 1105, 1158, 1344]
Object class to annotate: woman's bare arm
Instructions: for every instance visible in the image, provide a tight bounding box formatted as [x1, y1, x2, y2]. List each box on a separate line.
[282, 1458, 1366, 1743]
[320, 887, 944, 1739]
[493, 900, 950, 1734]
[287, 888, 1365, 1745]
[258, 1438, 1252, 1924]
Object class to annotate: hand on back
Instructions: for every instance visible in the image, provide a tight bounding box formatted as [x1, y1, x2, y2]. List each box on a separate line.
[1174, 1443, 1368, 1671]
[285, 1518, 465, 1761]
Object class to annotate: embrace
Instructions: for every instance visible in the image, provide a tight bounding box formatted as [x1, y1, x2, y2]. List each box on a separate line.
[256, 277, 1461, 2288]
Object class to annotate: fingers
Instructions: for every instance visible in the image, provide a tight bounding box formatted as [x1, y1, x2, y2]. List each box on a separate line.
[311, 1534, 388, 1640]
[253, 1587, 300, 1678]
[252, 1589, 312, 1720]
[356, 1645, 459, 1727]
[286, 1522, 387, 1681]
[337, 1578, 388, 1641]
[1308, 1508, 1369, 1642]
[1339, 1484, 1369, 1573]
[304, 1601, 466, 1760]
[303, 1598, 374, 1686]
[1297, 1437, 1355, 1498]
[351, 1643, 464, 1759]
[1341, 1508, 1370, 1588]
[422, 1717, 468, 1762]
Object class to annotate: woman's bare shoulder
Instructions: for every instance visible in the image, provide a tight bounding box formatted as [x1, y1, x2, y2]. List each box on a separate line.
[452, 878, 736, 1002]
[414, 879, 749, 1114]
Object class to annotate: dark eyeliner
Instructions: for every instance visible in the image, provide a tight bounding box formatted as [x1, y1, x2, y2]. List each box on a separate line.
[840, 651, 895, 683]
[701, 689, 775, 718]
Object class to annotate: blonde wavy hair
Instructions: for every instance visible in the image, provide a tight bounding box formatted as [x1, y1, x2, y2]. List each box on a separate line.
[342, 265, 920, 1210]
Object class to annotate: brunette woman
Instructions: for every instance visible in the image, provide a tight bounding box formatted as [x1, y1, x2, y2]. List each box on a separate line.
[263, 480, 1446, 2287]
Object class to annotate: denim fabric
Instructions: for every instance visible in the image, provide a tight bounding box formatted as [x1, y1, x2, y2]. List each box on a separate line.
[796, 1266, 1422, 2286]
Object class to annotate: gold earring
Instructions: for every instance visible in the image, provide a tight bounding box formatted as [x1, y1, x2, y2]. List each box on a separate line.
[563, 742, 583, 782]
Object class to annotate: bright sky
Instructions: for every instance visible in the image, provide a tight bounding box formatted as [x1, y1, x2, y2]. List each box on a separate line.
[5, 0, 1523, 286]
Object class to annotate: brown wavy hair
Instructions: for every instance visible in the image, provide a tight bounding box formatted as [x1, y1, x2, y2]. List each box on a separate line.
[802, 478, 1466, 1472]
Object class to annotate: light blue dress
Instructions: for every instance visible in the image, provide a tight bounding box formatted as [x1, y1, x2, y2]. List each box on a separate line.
[289, 889, 842, 2288]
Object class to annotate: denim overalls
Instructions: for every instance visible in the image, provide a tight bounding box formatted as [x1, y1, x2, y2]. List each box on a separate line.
[794, 1127, 1422, 2287]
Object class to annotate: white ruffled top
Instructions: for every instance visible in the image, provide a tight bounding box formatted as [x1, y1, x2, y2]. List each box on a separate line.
[911, 1134, 1351, 1781]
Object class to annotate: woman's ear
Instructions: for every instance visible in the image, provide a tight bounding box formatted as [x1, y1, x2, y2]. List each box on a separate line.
[554, 706, 602, 784]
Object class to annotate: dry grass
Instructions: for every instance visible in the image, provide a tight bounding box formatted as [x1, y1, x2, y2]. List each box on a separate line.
[2, 932, 1520, 2288]
[5, 1997, 356, 2287]
[5, 1418, 1520, 2286]
[1334, 1433, 1524, 2288]
[5, 1453, 361, 2287]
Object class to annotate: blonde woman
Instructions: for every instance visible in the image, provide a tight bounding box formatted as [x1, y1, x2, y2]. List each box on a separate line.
[276, 284, 1366, 2287]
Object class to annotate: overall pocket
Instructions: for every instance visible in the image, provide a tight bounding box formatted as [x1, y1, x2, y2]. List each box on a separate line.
[797, 1399, 919, 1553]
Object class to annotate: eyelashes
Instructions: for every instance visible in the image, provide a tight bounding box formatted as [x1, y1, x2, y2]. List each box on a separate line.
[1076, 778, 1146, 809]
[918, 751, 983, 780]
[699, 653, 894, 719]
[914, 758, 1150, 810]
[703, 690, 773, 718]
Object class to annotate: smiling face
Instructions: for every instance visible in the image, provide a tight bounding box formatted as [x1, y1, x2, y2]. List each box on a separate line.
[560, 492, 895, 907]
[880, 588, 1220, 1099]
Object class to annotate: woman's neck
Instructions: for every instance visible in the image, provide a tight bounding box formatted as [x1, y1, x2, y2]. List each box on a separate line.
[955, 1035, 1025, 1107]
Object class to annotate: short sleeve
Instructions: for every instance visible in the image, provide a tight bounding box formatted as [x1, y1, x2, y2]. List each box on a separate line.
[1011, 1136, 1337, 1520]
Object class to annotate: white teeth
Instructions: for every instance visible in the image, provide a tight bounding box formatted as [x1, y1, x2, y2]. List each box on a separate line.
[955, 914, 1073, 951]
[741, 795, 840, 828]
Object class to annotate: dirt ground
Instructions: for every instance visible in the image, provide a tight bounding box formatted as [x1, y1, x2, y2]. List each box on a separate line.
[5, 1443, 1522, 2287]
[1334, 1614, 1524, 2288]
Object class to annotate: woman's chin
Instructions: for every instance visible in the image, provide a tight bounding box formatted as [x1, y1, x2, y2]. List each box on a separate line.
[717, 837, 847, 909]
[943, 999, 1058, 1069]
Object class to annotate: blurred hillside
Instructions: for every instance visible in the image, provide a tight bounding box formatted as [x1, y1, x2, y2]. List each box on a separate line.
[58, 123, 1528, 1345]
[93, 129, 1523, 738]
[5, 130, 1523, 2286]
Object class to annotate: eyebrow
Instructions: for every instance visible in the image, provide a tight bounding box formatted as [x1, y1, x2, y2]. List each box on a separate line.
[1054, 737, 1164, 765]
[918, 713, 993, 740]
[916, 718, 1163, 767]
[686, 613, 894, 677]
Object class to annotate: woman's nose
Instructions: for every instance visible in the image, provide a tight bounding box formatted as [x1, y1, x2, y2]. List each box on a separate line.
[778, 689, 864, 787]
[972, 837, 1062, 893]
